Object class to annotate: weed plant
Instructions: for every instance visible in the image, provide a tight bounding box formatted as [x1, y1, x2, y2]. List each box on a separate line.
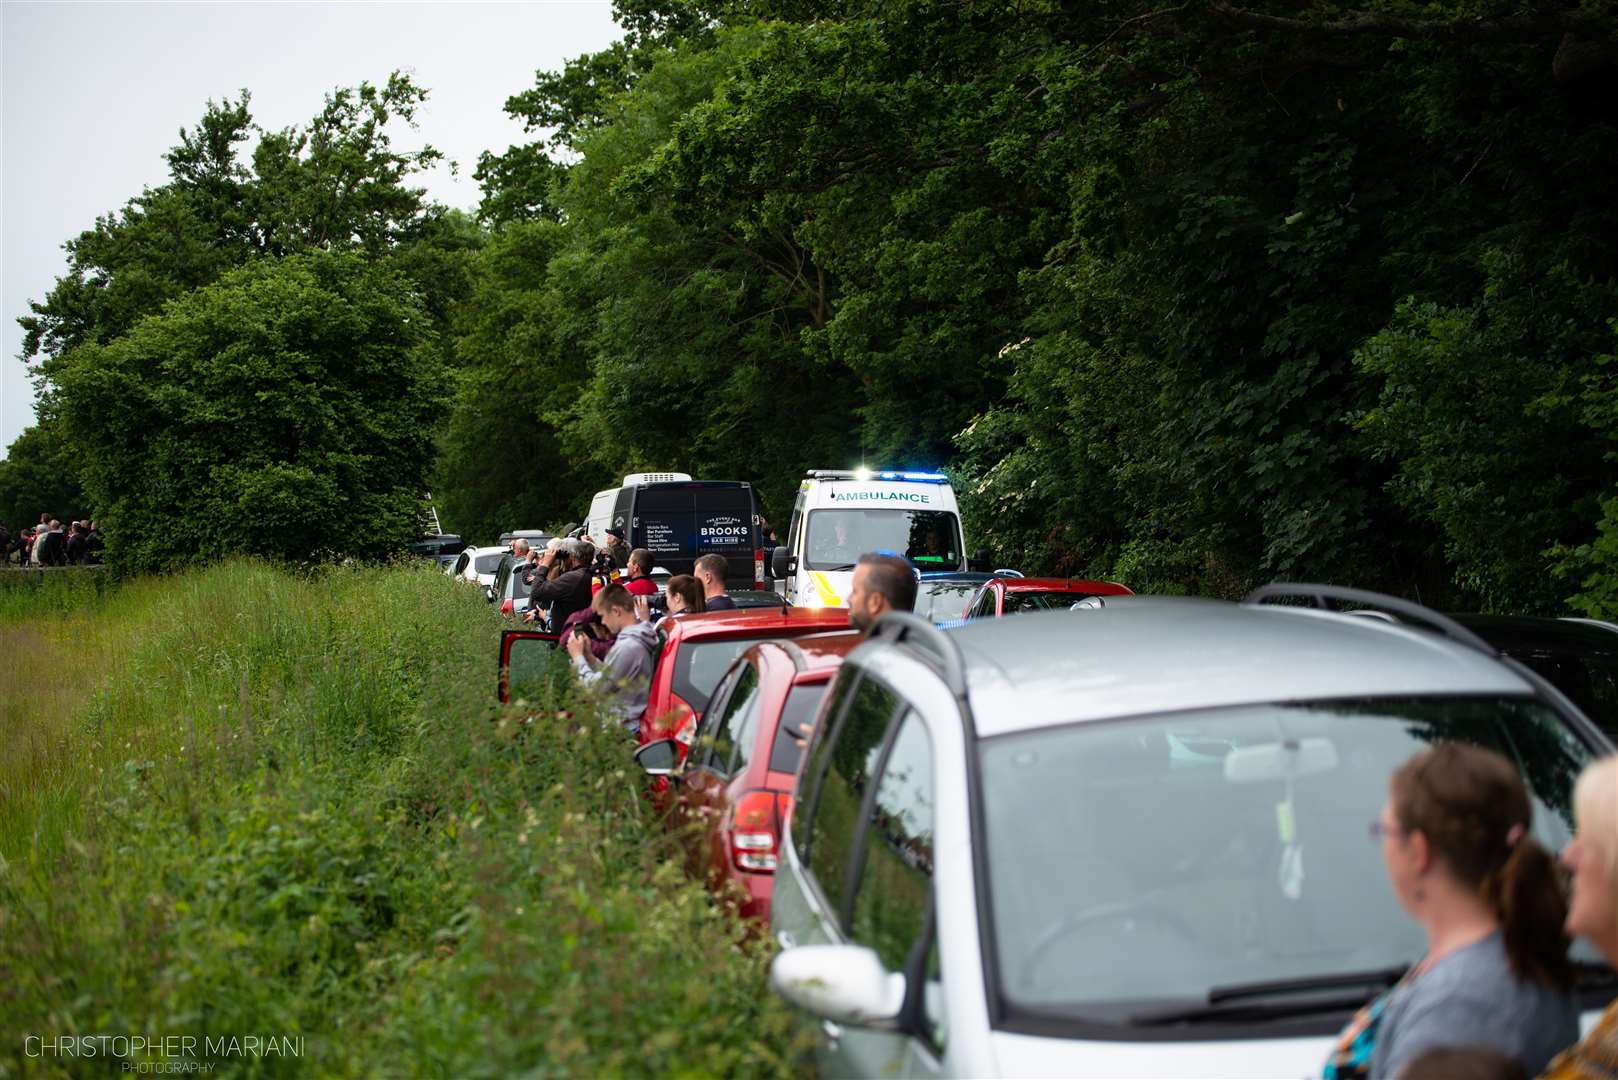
[0, 561, 813, 1077]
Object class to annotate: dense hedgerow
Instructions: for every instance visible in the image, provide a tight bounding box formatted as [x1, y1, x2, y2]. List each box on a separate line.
[0, 562, 813, 1077]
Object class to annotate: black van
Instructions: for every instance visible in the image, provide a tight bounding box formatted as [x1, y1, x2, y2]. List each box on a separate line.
[589, 478, 763, 589]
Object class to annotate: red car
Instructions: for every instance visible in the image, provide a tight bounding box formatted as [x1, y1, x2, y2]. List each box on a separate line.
[640, 607, 851, 746]
[637, 631, 862, 923]
[496, 606, 849, 711]
[960, 575, 1134, 619]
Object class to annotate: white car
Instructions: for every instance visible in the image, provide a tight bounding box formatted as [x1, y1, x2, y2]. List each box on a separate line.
[446, 546, 506, 589]
[768, 586, 1615, 1078]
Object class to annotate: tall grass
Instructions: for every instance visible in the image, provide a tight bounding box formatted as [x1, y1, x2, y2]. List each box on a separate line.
[0, 561, 812, 1077]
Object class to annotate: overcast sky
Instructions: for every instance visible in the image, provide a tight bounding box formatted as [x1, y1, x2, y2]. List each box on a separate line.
[0, 0, 622, 455]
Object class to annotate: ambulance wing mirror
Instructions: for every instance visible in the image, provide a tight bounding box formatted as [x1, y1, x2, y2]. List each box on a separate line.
[772, 546, 795, 578]
[969, 548, 991, 572]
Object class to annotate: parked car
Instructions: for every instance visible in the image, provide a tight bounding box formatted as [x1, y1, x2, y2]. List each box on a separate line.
[1447, 615, 1616, 742]
[497, 529, 555, 549]
[495, 606, 850, 717]
[448, 546, 507, 588]
[914, 571, 1020, 626]
[637, 631, 862, 923]
[410, 533, 466, 568]
[768, 586, 1615, 1078]
[641, 607, 852, 743]
[960, 575, 1134, 620]
[488, 553, 537, 619]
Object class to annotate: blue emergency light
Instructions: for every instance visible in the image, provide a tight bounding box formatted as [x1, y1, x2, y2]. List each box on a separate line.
[876, 470, 949, 482]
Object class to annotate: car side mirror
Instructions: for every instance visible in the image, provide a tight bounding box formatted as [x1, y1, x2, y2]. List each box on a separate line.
[771, 546, 794, 579]
[485, 585, 497, 602]
[968, 548, 991, 572]
[771, 945, 905, 1030]
[634, 738, 681, 776]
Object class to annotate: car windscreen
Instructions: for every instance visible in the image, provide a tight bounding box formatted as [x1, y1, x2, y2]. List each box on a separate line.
[474, 552, 505, 574]
[769, 682, 830, 774]
[1002, 589, 1108, 614]
[976, 696, 1602, 1032]
[804, 509, 963, 571]
[916, 581, 980, 624]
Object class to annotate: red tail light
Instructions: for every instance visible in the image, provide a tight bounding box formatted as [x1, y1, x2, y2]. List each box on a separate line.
[500, 598, 514, 616]
[730, 790, 789, 873]
[754, 548, 765, 589]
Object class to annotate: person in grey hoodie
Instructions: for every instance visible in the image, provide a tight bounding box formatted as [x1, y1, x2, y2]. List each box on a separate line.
[566, 583, 660, 736]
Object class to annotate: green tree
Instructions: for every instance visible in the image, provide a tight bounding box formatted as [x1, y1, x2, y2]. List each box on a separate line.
[51, 252, 449, 572]
[0, 423, 90, 537]
[21, 75, 451, 407]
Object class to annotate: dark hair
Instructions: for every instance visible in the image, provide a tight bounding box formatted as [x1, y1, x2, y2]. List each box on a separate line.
[1391, 743, 1572, 990]
[628, 548, 653, 575]
[665, 575, 705, 614]
[856, 553, 918, 614]
[693, 553, 728, 581]
[1398, 1045, 1527, 1080]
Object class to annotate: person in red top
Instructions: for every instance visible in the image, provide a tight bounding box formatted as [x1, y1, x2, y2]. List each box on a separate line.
[623, 548, 659, 597]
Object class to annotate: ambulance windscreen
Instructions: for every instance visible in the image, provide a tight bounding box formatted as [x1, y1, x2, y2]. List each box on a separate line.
[804, 509, 963, 571]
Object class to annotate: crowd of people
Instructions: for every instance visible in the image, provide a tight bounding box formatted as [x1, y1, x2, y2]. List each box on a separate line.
[505, 529, 912, 741]
[1, 514, 102, 567]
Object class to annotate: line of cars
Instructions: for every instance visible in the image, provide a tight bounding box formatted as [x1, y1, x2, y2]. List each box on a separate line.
[480, 470, 1618, 1077]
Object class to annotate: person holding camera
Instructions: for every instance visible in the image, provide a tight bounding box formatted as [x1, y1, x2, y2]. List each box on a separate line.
[526, 538, 594, 633]
[566, 583, 659, 736]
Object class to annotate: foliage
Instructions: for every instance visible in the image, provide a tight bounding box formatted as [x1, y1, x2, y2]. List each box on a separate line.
[454, 0, 1618, 608]
[0, 561, 813, 1077]
[50, 253, 450, 572]
[0, 423, 90, 534]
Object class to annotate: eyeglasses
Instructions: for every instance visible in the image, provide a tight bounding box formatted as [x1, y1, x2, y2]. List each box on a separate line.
[1369, 820, 1406, 843]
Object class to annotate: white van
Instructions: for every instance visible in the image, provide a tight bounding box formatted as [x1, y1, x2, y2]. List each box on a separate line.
[771, 470, 968, 608]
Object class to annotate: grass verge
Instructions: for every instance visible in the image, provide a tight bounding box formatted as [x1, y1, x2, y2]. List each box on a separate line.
[0, 560, 814, 1077]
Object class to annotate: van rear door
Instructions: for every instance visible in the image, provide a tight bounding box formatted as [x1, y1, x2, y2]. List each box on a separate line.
[631, 482, 760, 587]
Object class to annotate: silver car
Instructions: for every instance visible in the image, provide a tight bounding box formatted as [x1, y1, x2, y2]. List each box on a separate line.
[769, 588, 1615, 1078]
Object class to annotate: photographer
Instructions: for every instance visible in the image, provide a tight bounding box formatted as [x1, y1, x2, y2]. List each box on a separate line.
[566, 583, 659, 736]
[526, 538, 593, 633]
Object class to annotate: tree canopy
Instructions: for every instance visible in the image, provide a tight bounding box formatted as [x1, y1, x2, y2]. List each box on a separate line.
[10, 4, 1618, 616]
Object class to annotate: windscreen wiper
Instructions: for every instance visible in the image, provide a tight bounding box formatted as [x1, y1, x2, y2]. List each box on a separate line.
[1130, 966, 1407, 1026]
[818, 564, 858, 572]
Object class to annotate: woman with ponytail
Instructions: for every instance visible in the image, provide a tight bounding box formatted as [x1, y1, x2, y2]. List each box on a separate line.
[1541, 755, 1618, 1079]
[1324, 742, 1577, 1079]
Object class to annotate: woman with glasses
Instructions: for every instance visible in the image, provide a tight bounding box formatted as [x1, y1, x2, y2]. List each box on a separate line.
[1324, 743, 1577, 1079]
[1541, 755, 1618, 1079]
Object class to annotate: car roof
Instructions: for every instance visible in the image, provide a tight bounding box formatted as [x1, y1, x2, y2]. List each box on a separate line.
[936, 597, 1534, 737]
[665, 607, 850, 641]
[996, 577, 1133, 594]
[774, 630, 864, 672]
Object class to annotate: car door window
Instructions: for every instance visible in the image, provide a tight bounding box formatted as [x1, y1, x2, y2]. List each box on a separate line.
[798, 675, 902, 919]
[690, 667, 743, 770]
[848, 713, 945, 1050]
[968, 587, 996, 619]
[718, 664, 762, 775]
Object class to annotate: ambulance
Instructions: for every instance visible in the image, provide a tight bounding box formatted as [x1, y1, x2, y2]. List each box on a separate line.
[770, 469, 968, 608]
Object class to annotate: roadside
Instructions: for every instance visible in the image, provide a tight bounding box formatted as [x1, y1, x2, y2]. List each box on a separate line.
[0, 561, 812, 1077]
